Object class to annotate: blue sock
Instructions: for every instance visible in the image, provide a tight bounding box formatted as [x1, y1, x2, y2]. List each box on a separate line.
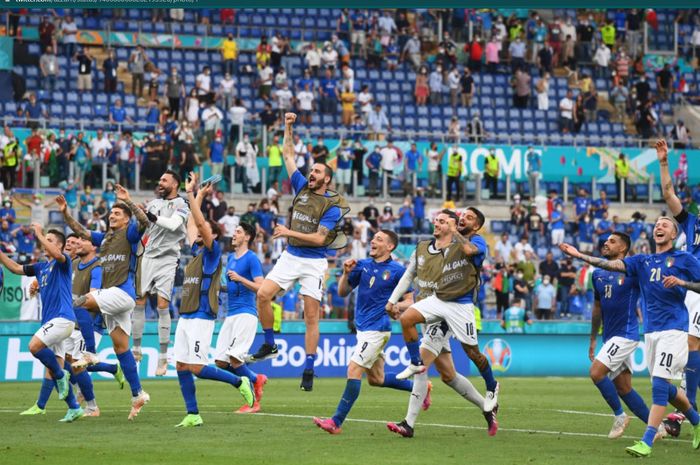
[75, 309, 97, 353]
[54, 379, 80, 409]
[64, 361, 77, 386]
[331, 379, 361, 427]
[263, 328, 275, 345]
[232, 365, 258, 384]
[304, 354, 317, 371]
[594, 378, 624, 416]
[87, 362, 118, 375]
[406, 341, 422, 365]
[177, 370, 198, 414]
[116, 351, 142, 396]
[74, 370, 95, 402]
[479, 362, 498, 392]
[381, 373, 413, 391]
[620, 389, 650, 423]
[685, 350, 700, 410]
[667, 383, 678, 402]
[642, 425, 657, 447]
[37, 378, 54, 409]
[34, 348, 63, 378]
[685, 407, 700, 426]
[198, 365, 241, 388]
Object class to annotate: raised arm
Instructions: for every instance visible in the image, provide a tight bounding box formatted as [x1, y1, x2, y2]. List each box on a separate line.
[56, 195, 91, 240]
[558, 243, 626, 273]
[337, 258, 357, 297]
[186, 173, 215, 250]
[282, 112, 298, 177]
[114, 184, 149, 231]
[0, 250, 24, 275]
[656, 138, 683, 216]
[31, 222, 65, 263]
[272, 223, 330, 247]
[387, 251, 417, 305]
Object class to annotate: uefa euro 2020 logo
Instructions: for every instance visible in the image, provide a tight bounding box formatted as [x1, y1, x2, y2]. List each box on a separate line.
[484, 338, 512, 372]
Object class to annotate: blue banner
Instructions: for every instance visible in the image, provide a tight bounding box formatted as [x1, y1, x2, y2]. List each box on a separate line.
[0, 330, 649, 381]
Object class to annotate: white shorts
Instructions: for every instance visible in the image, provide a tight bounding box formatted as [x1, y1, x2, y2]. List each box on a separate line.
[64, 329, 86, 360]
[215, 313, 258, 363]
[684, 290, 700, 339]
[174, 317, 215, 365]
[551, 229, 565, 246]
[350, 330, 390, 369]
[139, 255, 178, 301]
[336, 168, 351, 185]
[265, 250, 327, 302]
[645, 330, 689, 380]
[412, 295, 478, 346]
[34, 317, 75, 356]
[420, 321, 453, 357]
[595, 336, 638, 379]
[91, 287, 136, 335]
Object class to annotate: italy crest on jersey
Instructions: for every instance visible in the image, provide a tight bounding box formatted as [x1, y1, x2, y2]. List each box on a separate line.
[665, 256, 675, 268]
[382, 270, 391, 281]
[617, 274, 624, 286]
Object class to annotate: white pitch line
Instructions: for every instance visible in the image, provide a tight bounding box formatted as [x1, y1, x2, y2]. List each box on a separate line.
[3, 408, 691, 444]
[550, 409, 613, 417]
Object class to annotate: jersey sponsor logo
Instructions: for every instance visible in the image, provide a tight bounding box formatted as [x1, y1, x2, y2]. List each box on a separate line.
[183, 276, 201, 285]
[102, 253, 127, 263]
[483, 338, 512, 372]
[298, 194, 309, 204]
[291, 211, 318, 225]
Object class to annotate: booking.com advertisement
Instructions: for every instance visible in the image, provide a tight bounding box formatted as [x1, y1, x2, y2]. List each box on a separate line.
[0, 329, 650, 382]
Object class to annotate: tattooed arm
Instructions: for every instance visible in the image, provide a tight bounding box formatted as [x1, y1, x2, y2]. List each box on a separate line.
[55, 195, 91, 240]
[273, 224, 330, 247]
[282, 112, 298, 178]
[559, 243, 627, 273]
[115, 184, 149, 231]
[656, 139, 683, 216]
[662, 275, 700, 293]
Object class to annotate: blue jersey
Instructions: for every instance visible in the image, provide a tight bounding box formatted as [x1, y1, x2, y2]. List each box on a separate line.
[25, 254, 75, 324]
[225, 249, 263, 317]
[182, 241, 223, 321]
[327, 282, 346, 307]
[91, 221, 142, 299]
[550, 210, 564, 230]
[348, 258, 407, 332]
[678, 210, 700, 259]
[597, 219, 612, 240]
[592, 269, 640, 342]
[628, 221, 645, 242]
[282, 288, 299, 312]
[574, 196, 591, 217]
[287, 171, 342, 259]
[455, 234, 488, 304]
[592, 199, 608, 219]
[624, 250, 700, 333]
[16, 230, 35, 254]
[578, 220, 594, 242]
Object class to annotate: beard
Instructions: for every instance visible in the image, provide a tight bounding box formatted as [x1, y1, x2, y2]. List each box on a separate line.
[158, 185, 173, 199]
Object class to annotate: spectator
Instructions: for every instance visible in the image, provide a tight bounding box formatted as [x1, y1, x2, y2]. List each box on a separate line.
[367, 103, 389, 140]
[577, 214, 595, 253]
[296, 84, 314, 125]
[221, 32, 238, 76]
[39, 45, 59, 93]
[484, 147, 499, 198]
[426, 142, 445, 197]
[403, 142, 422, 188]
[378, 202, 396, 231]
[414, 65, 430, 106]
[525, 146, 540, 199]
[539, 251, 560, 282]
[235, 134, 258, 193]
[311, 136, 329, 163]
[592, 42, 611, 78]
[512, 67, 531, 109]
[573, 93, 585, 133]
[534, 275, 556, 320]
[365, 146, 382, 196]
[412, 187, 426, 233]
[634, 74, 651, 104]
[558, 258, 576, 317]
[164, 66, 185, 119]
[320, 41, 339, 72]
[258, 101, 278, 132]
[351, 10, 368, 59]
[531, 17, 547, 63]
[401, 32, 422, 70]
[512, 268, 530, 313]
[447, 116, 461, 142]
[609, 81, 629, 122]
[397, 198, 414, 243]
[615, 49, 630, 85]
[304, 44, 321, 77]
[357, 84, 373, 120]
[669, 120, 691, 149]
[494, 232, 513, 263]
[614, 153, 630, 201]
[445, 145, 463, 201]
[535, 71, 550, 110]
[509, 35, 526, 72]
[109, 98, 133, 127]
[218, 205, 239, 248]
[273, 81, 294, 117]
[38, 16, 55, 53]
[74, 47, 94, 93]
[102, 48, 118, 94]
[255, 199, 275, 236]
[116, 131, 133, 188]
[208, 132, 225, 178]
[334, 139, 354, 195]
[61, 15, 78, 58]
[380, 139, 401, 180]
[525, 204, 544, 248]
[592, 189, 609, 224]
[257, 59, 273, 101]
[485, 36, 500, 74]
[23, 93, 47, 130]
[573, 187, 591, 222]
[447, 67, 461, 108]
[595, 211, 614, 250]
[266, 134, 283, 187]
[178, 134, 200, 182]
[129, 45, 147, 97]
[255, 36, 271, 69]
[340, 85, 356, 126]
[600, 20, 616, 50]
[428, 65, 444, 104]
[466, 36, 483, 72]
[549, 204, 565, 246]
[460, 67, 475, 107]
[319, 68, 339, 114]
[577, 16, 595, 61]
[274, 66, 288, 89]
[558, 89, 574, 133]
[656, 63, 674, 101]
[201, 101, 224, 142]
[217, 72, 236, 112]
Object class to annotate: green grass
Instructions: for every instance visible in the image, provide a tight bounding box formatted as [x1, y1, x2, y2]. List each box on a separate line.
[1, 377, 696, 464]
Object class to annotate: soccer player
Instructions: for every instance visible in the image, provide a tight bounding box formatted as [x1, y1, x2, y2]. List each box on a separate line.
[589, 232, 650, 438]
[560, 216, 700, 457]
[657, 138, 700, 433]
[214, 221, 267, 413]
[390, 210, 499, 400]
[0, 224, 83, 422]
[313, 230, 421, 434]
[132, 169, 189, 376]
[248, 112, 349, 392]
[174, 175, 254, 428]
[57, 186, 150, 420]
[385, 209, 499, 438]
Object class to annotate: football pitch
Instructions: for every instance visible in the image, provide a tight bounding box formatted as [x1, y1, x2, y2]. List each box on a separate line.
[1, 377, 695, 464]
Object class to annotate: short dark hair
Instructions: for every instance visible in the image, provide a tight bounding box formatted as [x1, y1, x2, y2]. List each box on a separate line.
[440, 209, 460, 223]
[47, 229, 66, 249]
[610, 231, 631, 254]
[164, 169, 181, 186]
[317, 162, 334, 183]
[467, 207, 485, 229]
[66, 233, 79, 241]
[112, 202, 133, 218]
[380, 229, 399, 251]
[240, 222, 256, 247]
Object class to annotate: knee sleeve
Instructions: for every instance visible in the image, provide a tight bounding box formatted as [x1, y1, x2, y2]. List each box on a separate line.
[667, 383, 678, 402]
[651, 377, 670, 406]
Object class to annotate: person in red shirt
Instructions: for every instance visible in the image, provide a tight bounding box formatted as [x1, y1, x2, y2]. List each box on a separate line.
[38, 16, 55, 52]
[466, 36, 483, 72]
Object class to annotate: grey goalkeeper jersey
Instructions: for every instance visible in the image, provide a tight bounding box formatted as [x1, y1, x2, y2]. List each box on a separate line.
[142, 196, 190, 259]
